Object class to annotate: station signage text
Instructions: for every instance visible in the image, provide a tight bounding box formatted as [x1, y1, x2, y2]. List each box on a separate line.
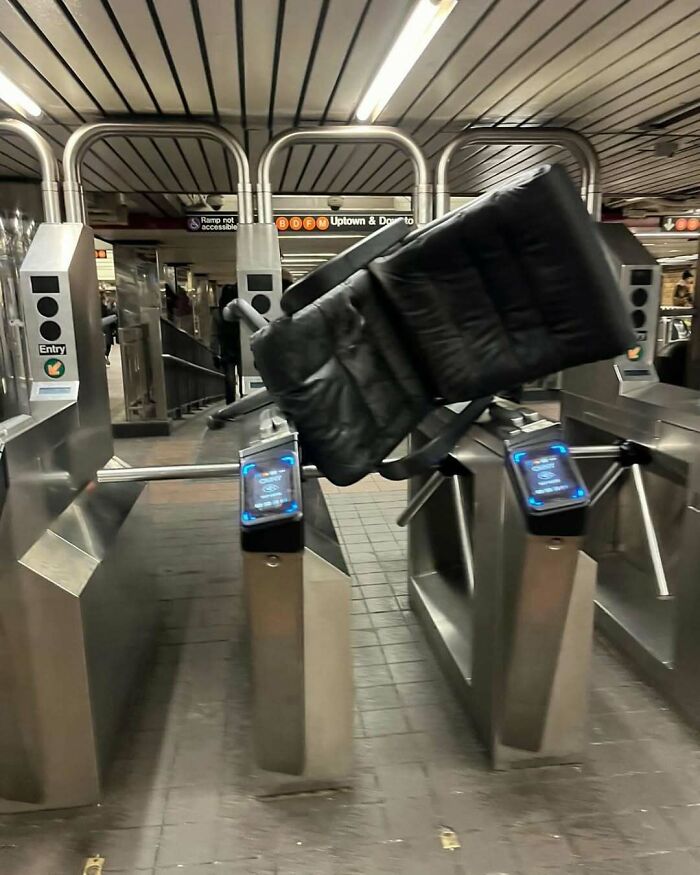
[186, 213, 239, 232]
[274, 214, 413, 234]
[184, 212, 413, 235]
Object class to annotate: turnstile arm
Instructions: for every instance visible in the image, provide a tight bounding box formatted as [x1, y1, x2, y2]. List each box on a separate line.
[396, 470, 445, 527]
[569, 445, 623, 460]
[589, 463, 626, 507]
[631, 463, 671, 599]
[451, 475, 475, 597]
[96, 461, 322, 484]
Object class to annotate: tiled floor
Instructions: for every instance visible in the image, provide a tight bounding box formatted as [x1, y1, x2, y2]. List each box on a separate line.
[3, 406, 700, 874]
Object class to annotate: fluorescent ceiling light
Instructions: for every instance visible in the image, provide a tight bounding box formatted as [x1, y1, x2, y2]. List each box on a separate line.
[356, 0, 457, 122]
[644, 99, 700, 129]
[0, 71, 41, 118]
[658, 255, 697, 264]
[635, 232, 700, 239]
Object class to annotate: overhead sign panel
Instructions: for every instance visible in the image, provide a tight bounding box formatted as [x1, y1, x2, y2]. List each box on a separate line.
[274, 214, 413, 234]
[662, 216, 700, 232]
[185, 212, 413, 235]
[186, 213, 239, 232]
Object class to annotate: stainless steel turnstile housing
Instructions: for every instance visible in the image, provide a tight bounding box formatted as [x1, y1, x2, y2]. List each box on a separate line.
[0, 120, 157, 812]
[408, 408, 597, 769]
[562, 223, 700, 728]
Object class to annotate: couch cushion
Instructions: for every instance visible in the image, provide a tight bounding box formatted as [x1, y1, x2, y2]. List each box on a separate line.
[252, 269, 432, 485]
[369, 163, 634, 401]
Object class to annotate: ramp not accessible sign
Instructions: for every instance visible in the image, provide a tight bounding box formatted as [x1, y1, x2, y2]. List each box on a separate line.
[186, 214, 239, 232]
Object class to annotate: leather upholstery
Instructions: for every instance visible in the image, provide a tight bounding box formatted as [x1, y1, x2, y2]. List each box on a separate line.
[371, 164, 633, 401]
[252, 270, 432, 485]
[252, 164, 634, 485]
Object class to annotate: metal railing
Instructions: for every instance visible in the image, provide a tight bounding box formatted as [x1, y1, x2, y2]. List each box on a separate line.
[62, 121, 253, 224]
[160, 319, 224, 418]
[257, 126, 432, 226]
[434, 128, 602, 219]
[0, 119, 61, 223]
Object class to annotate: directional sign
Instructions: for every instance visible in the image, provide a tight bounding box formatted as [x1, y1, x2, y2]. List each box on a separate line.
[184, 212, 413, 235]
[662, 216, 700, 232]
[44, 358, 65, 379]
[274, 214, 413, 235]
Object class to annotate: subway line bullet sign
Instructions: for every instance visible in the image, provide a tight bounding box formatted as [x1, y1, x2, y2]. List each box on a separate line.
[274, 214, 413, 234]
[44, 358, 65, 378]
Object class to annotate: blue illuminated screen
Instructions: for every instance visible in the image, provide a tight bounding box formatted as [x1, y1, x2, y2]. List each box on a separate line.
[241, 454, 298, 523]
[513, 444, 586, 509]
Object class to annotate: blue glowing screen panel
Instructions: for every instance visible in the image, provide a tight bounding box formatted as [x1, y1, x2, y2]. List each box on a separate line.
[240, 447, 302, 527]
[509, 442, 588, 513]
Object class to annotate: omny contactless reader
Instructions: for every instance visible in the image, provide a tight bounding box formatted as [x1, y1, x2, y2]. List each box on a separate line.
[239, 432, 304, 552]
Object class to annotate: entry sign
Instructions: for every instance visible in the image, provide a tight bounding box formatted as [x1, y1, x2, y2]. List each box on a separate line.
[44, 358, 65, 379]
[274, 214, 413, 235]
[186, 213, 239, 233]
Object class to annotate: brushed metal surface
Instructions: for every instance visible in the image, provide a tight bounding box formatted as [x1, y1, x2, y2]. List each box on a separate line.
[408, 416, 596, 767]
[0, 475, 153, 812]
[245, 547, 352, 785]
[434, 128, 601, 219]
[245, 550, 306, 775]
[0, 223, 155, 811]
[500, 534, 583, 752]
[560, 225, 700, 728]
[62, 121, 253, 224]
[257, 126, 431, 225]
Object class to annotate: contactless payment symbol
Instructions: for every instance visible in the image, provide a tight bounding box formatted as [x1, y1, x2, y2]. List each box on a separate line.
[44, 358, 65, 378]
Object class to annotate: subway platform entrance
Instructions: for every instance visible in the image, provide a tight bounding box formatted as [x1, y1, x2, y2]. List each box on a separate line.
[1, 408, 699, 875]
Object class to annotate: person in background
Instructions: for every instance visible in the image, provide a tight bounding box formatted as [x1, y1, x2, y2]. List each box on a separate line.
[281, 268, 294, 293]
[164, 282, 177, 321]
[173, 286, 194, 334]
[673, 270, 694, 307]
[212, 284, 241, 404]
[100, 291, 116, 366]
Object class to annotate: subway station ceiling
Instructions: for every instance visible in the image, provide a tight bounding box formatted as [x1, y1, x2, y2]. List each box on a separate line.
[1, 0, 700, 216]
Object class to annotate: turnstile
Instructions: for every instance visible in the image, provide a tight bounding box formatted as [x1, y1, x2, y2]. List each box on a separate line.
[405, 404, 600, 769]
[0, 120, 156, 813]
[562, 224, 700, 729]
[240, 428, 353, 785]
[99, 413, 354, 792]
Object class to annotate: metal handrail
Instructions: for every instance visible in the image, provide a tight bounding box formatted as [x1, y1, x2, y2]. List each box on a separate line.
[0, 118, 61, 222]
[257, 126, 432, 226]
[161, 354, 224, 380]
[62, 121, 253, 224]
[434, 128, 601, 220]
[99, 462, 241, 483]
[97, 462, 322, 483]
[224, 298, 267, 331]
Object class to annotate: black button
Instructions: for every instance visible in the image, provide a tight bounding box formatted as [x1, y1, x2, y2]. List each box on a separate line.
[631, 288, 648, 307]
[251, 294, 271, 315]
[631, 309, 646, 328]
[39, 321, 61, 341]
[37, 296, 59, 317]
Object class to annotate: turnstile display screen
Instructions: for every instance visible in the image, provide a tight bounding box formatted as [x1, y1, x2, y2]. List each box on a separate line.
[240, 441, 302, 527]
[510, 443, 587, 511]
